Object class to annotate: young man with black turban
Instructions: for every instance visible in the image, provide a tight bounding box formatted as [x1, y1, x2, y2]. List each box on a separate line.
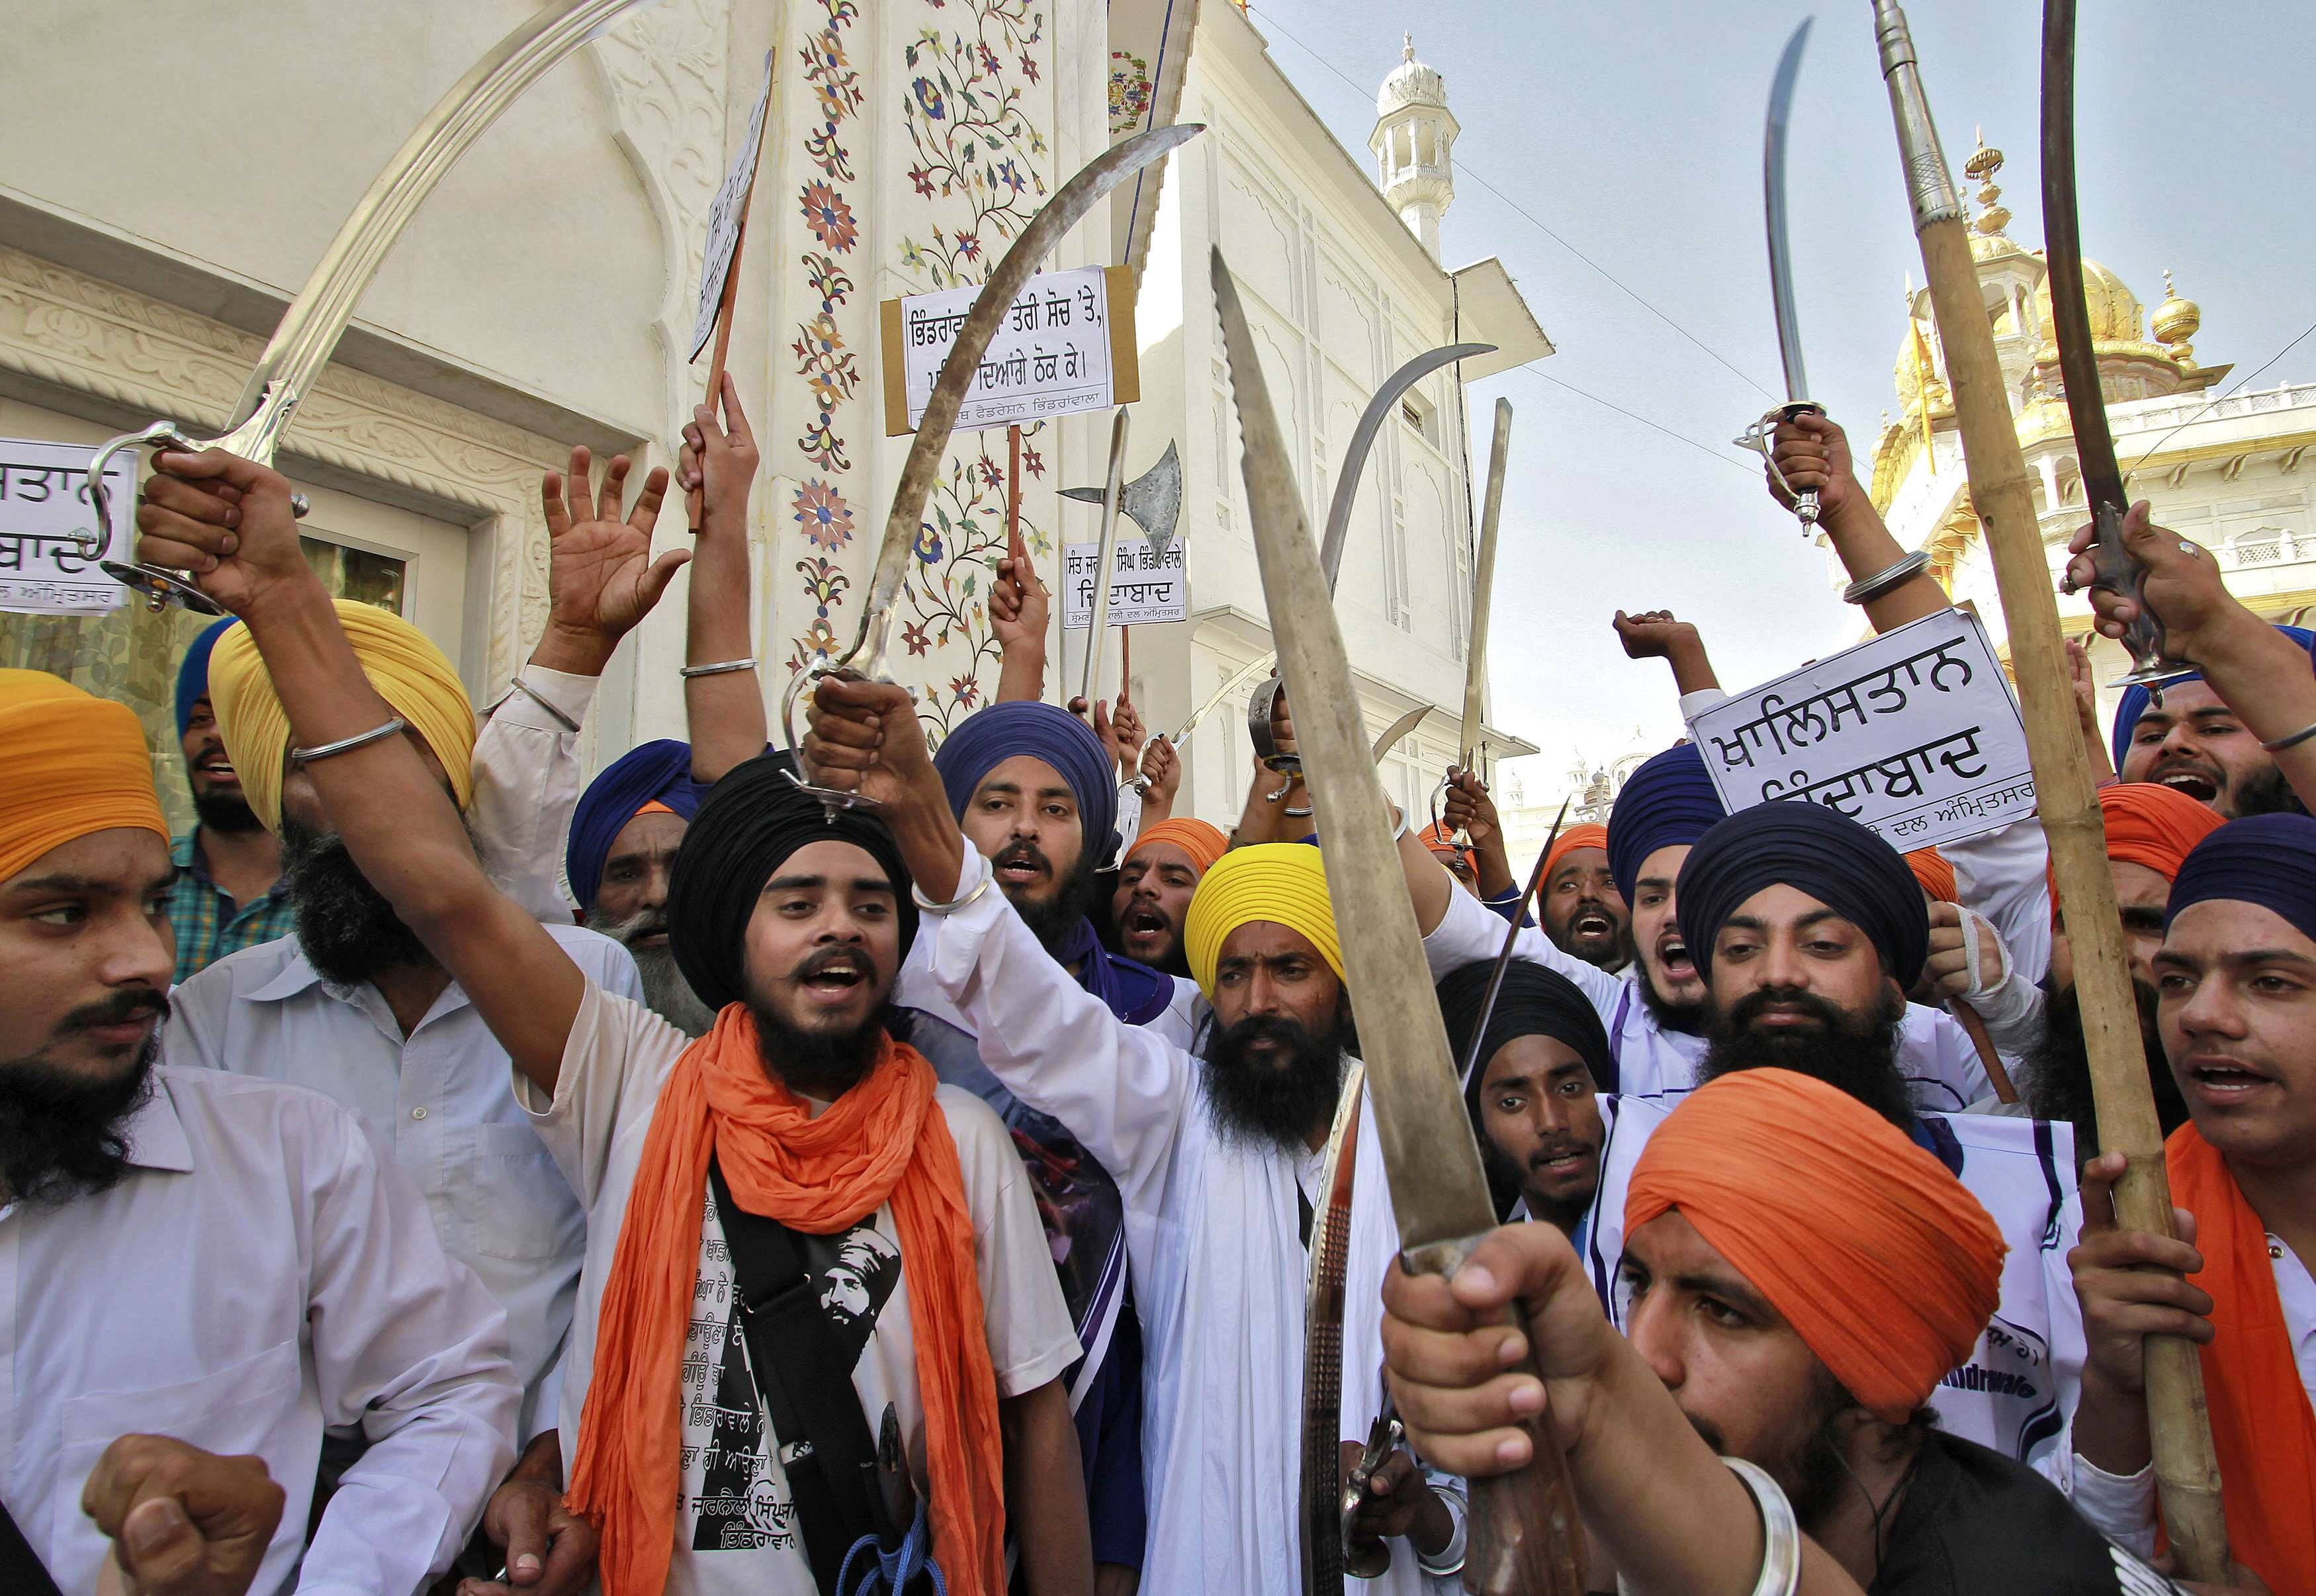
[1437, 959, 1609, 1239]
[130, 447, 1091, 1596]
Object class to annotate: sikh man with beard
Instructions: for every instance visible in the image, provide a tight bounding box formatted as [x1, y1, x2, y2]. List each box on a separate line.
[1439, 959, 1609, 1237]
[1537, 822, 1629, 973]
[1108, 818, 1227, 977]
[0, 668, 518, 1594]
[1376, 1069, 2196, 1596]
[1419, 742, 1992, 1110]
[801, 674, 1469, 1596]
[128, 447, 1091, 1596]
[562, 742, 721, 1037]
[2110, 627, 2316, 820]
[1560, 802, 2086, 1472]
[167, 618, 292, 982]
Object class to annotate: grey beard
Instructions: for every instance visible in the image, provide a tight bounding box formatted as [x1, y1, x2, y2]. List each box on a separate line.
[587, 907, 719, 1038]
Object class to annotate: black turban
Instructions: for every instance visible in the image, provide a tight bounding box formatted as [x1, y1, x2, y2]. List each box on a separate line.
[1675, 803, 1928, 989]
[1439, 957, 1616, 1096]
[666, 751, 919, 1012]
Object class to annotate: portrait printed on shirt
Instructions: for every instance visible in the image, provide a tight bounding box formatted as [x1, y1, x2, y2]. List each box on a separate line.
[681, 1194, 905, 1554]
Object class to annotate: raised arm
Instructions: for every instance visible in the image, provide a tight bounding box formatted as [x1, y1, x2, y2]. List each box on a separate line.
[675, 372, 768, 782]
[1612, 609, 1722, 701]
[1441, 769, 1519, 902]
[990, 547, 1051, 704]
[134, 449, 610, 1092]
[1767, 412, 1948, 631]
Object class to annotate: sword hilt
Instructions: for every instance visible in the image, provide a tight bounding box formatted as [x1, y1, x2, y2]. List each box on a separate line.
[90, 418, 311, 615]
[2070, 498, 2192, 696]
[780, 647, 909, 820]
[1736, 400, 1826, 535]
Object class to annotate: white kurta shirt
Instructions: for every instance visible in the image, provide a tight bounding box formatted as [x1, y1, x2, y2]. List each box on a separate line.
[1421, 875, 1994, 1111]
[922, 856, 1454, 1596]
[0, 1067, 517, 1596]
[165, 922, 640, 1439]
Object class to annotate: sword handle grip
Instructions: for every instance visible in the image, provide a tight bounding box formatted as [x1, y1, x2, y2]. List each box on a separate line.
[2080, 498, 2189, 689]
[1464, 1298, 1586, 1596]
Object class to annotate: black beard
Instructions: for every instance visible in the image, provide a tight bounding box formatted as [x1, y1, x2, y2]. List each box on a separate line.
[1685, 1374, 1859, 1536]
[748, 995, 894, 1101]
[191, 789, 263, 834]
[999, 840, 1098, 954]
[1202, 1010, 1349, 1153]
[0, 993, 165, 1208]
[1701, 985, 1914, 1131]
[587, 906, 719, 1039]
[279, 813, 438, 987]
[2026, 978, 2180, 1157]
[2231, 762, 2309, 819]
[1638, 963, 1709, 1036]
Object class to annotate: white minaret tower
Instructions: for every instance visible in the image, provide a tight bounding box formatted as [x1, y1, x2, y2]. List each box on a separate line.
[1369, 34, 1458, 261]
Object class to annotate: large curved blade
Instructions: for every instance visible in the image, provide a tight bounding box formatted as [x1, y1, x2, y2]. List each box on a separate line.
[1320, 343, 1493, 592]
[1370, 704, 1431, 764]
[2039, 0, 2121, 509]
[1171, 652, 1277, 746]
[846, 122, 1202, 678]
[1764, 19, 1813, 402]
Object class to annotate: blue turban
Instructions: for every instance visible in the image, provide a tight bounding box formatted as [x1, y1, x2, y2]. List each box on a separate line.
[2166, 813, 2316, 946]
[1606, 743, 1726, 902]
[1675, 802, 1929, 987]
[566, 739, 711, 912]
[2110, 623, 2316, 772]
[174, 617, 239, 738]
[932, 701, 1119, 867]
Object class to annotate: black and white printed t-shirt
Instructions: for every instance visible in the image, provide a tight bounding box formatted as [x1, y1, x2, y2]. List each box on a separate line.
[527, 982, 1082, 1596]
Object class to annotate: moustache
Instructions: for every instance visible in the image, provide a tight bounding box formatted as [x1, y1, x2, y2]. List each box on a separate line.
[1527, 1135, 1596, 1169]
[60, 989, 171, 1034]
[790, 944, 881, 987]
[994, 840, 1052, 878]
[1727, 985, 1849, 1033]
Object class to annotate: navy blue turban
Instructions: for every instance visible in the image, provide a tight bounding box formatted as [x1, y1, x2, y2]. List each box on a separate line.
[1675, 802, 1929, 988]
[2110, 623, 2316, 772]
[932, 701, 1119, 867]
[174, 617, 239, 738]
[566, 739, 713, 913]
[2166, 813, 2316, 946]
[1606, 743, 1726, 902]
[666, 751, 914, 1013]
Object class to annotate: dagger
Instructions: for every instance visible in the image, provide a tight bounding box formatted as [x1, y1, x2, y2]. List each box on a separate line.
[776, 121, 1204, 815]
[1299, 1064, 1366, 1595]
[83, 0, 666, 615]
[1214, 247, 1583, 1595]
[2041, 0, 2190, 691]
[1734, 18, 1828, 532]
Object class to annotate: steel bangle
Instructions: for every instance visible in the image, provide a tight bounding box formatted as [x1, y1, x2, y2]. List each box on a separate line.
[291, 715, 409, 765]
[679, 656, 759, 679]
[1724, 1456, 1802, 1596]
[1842, 550, 1932, 606]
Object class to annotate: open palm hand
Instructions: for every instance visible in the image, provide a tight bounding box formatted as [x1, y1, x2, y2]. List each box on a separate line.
[541, 446, 688, 651]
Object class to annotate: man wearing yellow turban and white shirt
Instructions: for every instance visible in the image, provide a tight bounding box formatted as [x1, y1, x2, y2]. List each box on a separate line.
[799, 675, 1466, 1595]
[0, 668, 517, 1595]
[163, 498, 652, 1591]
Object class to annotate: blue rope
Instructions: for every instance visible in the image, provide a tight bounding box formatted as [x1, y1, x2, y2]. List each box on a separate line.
[836, 1497, 948, 1596]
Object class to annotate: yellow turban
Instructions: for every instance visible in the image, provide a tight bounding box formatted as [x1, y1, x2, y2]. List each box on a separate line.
[0, 669, 168, 882]
[208, 599, 476, 832]
[1182, 842, 1345, 997]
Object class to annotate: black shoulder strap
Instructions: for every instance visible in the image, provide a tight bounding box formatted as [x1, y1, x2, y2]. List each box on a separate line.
[707, 1157, 882, 1594]
[0, 1496, 63, 1596]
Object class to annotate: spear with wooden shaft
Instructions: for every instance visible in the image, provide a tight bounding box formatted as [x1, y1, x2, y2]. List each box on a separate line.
[1869, 3, 2229, 1577]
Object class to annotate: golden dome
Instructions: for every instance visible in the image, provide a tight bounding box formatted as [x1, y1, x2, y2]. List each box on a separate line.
[2030, 256, 2143, 347]
[2152, 269, 2201, 364]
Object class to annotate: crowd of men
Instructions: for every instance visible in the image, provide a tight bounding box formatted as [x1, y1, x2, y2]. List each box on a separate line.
[3, 361, 2311, 1596]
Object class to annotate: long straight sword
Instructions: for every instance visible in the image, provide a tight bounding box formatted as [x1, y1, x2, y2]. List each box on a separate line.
[1214, 247, 1582, 1595]
[1734, 19, 1828, 531]
[84, 0, 665, 613]
[1457, 800, 1568, 1088]
[1077, 407, 1134, 709]
[1440, 400, 1511, 845]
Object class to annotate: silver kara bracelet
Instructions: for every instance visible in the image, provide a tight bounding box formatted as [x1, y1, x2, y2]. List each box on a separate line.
[2261, 720, 2316, 754]
[1724, 1456, 1802, 1596]
[680, 656, 758, 679]
[1842, 549, 1932, 606]
[292, 715, 408, 765]
[490, 674, 582, 732]
[912, 850, 996, 916]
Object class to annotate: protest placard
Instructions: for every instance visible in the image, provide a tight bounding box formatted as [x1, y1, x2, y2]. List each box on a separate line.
[0, 439, 134, 615]
[688, 51, 776, 361]
[1687, 607, 2034, 852]
[881, 265, 1140, 435]
[1061, 535, 1188, 629]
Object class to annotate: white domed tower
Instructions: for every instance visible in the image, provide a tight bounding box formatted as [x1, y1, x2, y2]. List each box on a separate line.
[1369, 34, 1458, 261]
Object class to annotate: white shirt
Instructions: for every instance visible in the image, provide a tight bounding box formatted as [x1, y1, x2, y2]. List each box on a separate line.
[922, 854, 1456, 1596]
[0, 1067, 517, 1596]
[523, 982, 1077, 1595]
[1422, 878, 1993, 1111]
[1580, 1090, 2084, 1469]
[1943, 815, 2057, 991]
[471, 664, 601, 922]
[165, 922, 641, 1439]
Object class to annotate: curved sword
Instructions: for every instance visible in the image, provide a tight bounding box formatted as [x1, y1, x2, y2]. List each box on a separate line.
[1320, 343, 1494, 592]
[90, 0, 665, 613]
[783, 121, 1203, 811]
[1369, 704, 1431, 764]
[1131, 650, 1278, 795]
[1735, 18, 1828, 533]
[2041, 0, 2186, 691]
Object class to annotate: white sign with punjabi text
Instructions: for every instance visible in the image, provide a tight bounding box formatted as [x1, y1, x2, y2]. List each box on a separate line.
[0, 438, 134, 615]
[901, 265, 1114, 433]
[1061, 535, 1188, 629]
[1687, 607, 2033, 852]
[688, 51, 776, 361]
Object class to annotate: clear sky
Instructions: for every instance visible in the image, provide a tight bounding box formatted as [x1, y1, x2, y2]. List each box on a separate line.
[1241, 0, 2316, 802]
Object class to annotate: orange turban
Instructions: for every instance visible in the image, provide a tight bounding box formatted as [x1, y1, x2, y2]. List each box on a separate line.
[1542, 822, 1609, 883]
[0, 669, 169, 883]
[1906, 847, 1957, 903]
[1419, 820, 1477, 877]
[1625, 1069, 2006, 1423]
[208, 599, 476, 833]
[1126, 817, 1227, 875]
[2098, 781, 2227, 883]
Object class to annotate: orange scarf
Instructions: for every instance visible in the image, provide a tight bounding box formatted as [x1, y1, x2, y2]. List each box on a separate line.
[2166, 1124, 2316, 1591]
[566, 1004, 1005, 1596]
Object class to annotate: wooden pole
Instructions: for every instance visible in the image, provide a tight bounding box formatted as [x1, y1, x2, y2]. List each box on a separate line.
[1875, 5, 2228, 1575]
[1007, 424, 1041, 702]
